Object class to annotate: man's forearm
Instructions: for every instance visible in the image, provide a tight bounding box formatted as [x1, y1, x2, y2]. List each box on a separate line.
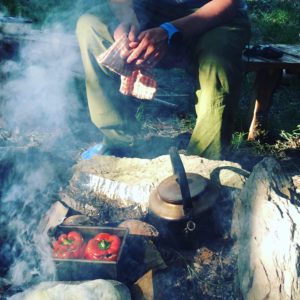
[109, 0, 139, 27]
[172, 0, 239, 38]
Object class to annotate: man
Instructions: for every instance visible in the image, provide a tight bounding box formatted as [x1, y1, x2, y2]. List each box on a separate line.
[76, 0, 251, 159]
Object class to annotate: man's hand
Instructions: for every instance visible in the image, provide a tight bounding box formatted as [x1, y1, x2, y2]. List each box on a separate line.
[110, 0, 140, 44]
[126, 27, 168, 67]
[113, 22, 139, 42]
[113, 22, 140, 59]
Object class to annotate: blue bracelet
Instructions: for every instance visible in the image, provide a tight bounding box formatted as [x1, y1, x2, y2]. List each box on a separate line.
[159, 22, 180, 45]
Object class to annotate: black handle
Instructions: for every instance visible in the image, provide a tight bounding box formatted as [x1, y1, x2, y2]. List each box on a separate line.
[169, 147, 192, 214]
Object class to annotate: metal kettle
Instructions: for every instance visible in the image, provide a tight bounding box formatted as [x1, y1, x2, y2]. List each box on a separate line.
[148, 147, 219, 249]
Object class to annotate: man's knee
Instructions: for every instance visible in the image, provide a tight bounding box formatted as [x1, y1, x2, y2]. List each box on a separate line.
[76, 14, 94, 38]
[76, 14, 110, 42]
[198, 53, 242, 95]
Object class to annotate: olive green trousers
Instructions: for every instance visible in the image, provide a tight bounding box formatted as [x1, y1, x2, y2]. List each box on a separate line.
[76, 2, 251, 159]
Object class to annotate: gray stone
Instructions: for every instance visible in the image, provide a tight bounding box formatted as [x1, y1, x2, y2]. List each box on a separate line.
[62, 214, 91, 226]
[118, 220, 159, 238]
[61, 154, 248, 221]
[231, 157, 300, 300]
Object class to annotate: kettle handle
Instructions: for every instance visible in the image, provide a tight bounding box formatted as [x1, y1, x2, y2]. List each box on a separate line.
[169, 147, 192, 214]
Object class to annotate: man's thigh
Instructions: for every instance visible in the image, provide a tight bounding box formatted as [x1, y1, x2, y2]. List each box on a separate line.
[193, 15, 251, 60]
[135, 0, 194, 29]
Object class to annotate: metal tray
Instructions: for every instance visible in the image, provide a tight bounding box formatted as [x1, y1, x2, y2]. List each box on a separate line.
[51, 225, 128, 281]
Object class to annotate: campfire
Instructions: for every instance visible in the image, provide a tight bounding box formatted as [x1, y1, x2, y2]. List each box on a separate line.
[35, 149, 243, 299]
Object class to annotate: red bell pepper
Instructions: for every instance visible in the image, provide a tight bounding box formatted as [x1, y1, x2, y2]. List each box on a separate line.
[52, 231, 85, 259]
[84, 233, 121, 261]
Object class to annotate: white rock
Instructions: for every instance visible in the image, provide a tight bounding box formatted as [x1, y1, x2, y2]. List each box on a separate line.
[9, 279, 130, 300]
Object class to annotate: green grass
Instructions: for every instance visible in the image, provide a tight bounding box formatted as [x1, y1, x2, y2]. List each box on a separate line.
[229, 124, 300, 160]
[231, 132, 248, 151]
[276, 125, 300, 153]
[247, 0, 300, 43]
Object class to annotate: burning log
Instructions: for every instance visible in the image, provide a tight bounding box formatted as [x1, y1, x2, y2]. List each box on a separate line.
[232, 157, 300, 299]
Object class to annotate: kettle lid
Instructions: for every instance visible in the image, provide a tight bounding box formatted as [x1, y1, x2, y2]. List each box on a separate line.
[157, 173, 208, 204]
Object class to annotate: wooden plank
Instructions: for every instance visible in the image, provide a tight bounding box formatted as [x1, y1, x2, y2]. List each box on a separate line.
[39, 201, 69, 236]
[243, 44, 300, 72]
[244, 61, 300, 72]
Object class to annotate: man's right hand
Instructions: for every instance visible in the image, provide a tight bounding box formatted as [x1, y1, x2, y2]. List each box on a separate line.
[113, 22, 139, 43]
[109, 0, 140, 42]
[113, 23, 140, 59]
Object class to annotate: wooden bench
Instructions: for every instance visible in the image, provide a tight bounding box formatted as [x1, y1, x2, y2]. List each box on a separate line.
[243, 44, 300, 140]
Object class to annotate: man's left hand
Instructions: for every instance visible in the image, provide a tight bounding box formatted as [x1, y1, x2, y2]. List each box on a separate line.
[127, 27, 168, 68]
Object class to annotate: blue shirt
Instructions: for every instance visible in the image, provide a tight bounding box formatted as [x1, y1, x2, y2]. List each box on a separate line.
[163, 0, 208, 4]
[162, 0, 247, 11]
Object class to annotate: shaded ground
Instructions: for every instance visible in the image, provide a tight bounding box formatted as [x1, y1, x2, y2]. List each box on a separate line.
[0, 24, 299, 299]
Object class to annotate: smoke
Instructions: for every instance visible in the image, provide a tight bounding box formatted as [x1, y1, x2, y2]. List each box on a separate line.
[1, 27, 81, 145]
[0, 3, 92, 291]
[0, 151, 60, 287]
[0, 0, 185, 293]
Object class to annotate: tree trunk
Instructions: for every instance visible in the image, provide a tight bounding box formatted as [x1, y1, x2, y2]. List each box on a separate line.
[232, 157, 300, 300]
